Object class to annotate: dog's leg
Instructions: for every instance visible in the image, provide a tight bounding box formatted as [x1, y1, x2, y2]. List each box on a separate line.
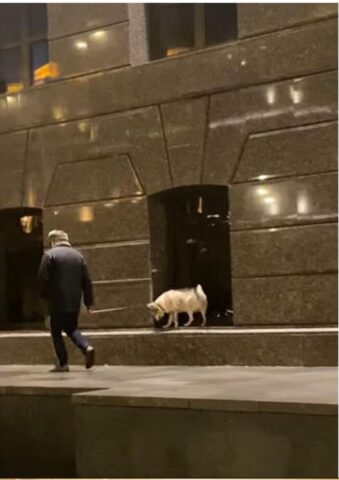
[163, 313, 173, 329]
[183, 312, 194, 327]
[201, 309, 207, 327]
[173, 312, 179, 328]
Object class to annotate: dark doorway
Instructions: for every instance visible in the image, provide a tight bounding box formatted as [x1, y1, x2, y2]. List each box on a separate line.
[0, 208, 44, 329]
[148, 186, 233, 326]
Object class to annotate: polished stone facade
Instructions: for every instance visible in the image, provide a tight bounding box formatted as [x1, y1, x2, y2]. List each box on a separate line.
[0, 4, 337, 329]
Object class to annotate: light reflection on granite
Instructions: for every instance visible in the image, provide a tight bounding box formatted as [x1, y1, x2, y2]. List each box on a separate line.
[203, 70, 337, 184]
[230, 172, 338, 230]
[44, 198, 149, 246]
[234, 121, 337, 183]
[49, 23, 129, 79]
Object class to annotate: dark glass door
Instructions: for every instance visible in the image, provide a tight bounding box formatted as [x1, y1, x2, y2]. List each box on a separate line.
[0, 208, 44, 329]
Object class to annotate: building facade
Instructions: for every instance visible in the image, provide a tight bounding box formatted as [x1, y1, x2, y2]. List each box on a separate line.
[0, 3, 337, 334]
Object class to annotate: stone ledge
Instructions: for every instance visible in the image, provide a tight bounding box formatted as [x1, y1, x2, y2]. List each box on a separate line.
[73, 391, 336, 416]
[0, 328, 337, 366]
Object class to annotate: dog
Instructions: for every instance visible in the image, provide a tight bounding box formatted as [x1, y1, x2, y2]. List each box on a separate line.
[147, 285, 208, 328]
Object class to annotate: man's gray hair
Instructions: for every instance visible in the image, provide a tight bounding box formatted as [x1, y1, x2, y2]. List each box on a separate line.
[48, 229, 69, 243]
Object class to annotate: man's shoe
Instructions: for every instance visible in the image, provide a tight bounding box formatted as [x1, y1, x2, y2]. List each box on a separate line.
[85, 346, 95, 369]
[50, 365, 70, 372]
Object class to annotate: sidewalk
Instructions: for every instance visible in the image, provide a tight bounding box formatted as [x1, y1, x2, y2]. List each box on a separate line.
[0, 364, 337, 413]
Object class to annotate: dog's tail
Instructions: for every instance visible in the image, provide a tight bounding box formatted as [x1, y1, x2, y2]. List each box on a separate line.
[196, 284, 206, 298]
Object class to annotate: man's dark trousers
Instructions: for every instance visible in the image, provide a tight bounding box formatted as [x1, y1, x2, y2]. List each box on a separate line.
[50, 311, 90, 367]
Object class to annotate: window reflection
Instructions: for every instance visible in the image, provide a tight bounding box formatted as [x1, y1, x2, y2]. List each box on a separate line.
[148, 4, 238, 60]
[148, 4, 194, 59]
[0, 47, 22, 93]
[205, 4, 237, 46]
[31, 40, 48, 83]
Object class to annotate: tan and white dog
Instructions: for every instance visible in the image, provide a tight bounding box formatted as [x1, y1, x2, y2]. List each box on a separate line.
[147, 285, 208, 328]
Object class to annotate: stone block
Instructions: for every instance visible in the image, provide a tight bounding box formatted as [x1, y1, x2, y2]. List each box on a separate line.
[43, 197, 149, 246]
[48, 3, 128, 38]
[49, 22, 129, 79]
[234, 121, 338, 183]
[46, 155, 143, 206]
[0, 130, 27, 175]
[231, 223, 338, 277]
[303, 333, 338, 367]
[232, 274, 338, 325]
[80, 242, 150, 281]
[75, 405, 337, 478]
[0, 394, 76, 478]
[238, 3, 338, 38]
[92, 280, 150, 310]
[0, 171, 23, 209]
[161, 97, 208, 186]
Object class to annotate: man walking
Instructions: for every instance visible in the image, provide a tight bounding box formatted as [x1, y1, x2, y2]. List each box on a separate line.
[38, 230, 95, 372]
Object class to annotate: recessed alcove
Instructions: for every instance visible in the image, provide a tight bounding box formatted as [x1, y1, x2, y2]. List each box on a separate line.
[148, 186, 233, 327]
[0, 208, 44, 329]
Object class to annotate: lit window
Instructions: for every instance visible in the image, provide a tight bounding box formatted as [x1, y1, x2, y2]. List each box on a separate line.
[0, 4, 49, 94]
[31, 40, 49, 83]
[148, 3, 238, 60]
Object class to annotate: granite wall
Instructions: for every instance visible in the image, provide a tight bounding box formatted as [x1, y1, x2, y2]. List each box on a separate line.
[0, 4, 337, 328]
[0, 393, 76, 477]
[75, 403, 338, 478]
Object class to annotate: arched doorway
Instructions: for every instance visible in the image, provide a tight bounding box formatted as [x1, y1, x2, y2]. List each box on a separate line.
[0, 208, 44, 329]
[148, 186, 233, 326]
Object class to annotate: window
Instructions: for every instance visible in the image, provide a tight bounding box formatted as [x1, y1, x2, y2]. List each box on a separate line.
[0, 4, 49, 94]
[147, 3, 238, 60]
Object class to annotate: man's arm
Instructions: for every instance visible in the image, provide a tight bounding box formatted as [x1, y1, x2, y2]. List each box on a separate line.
[83, 261, 94, 311]
[37, 253, 51, 300]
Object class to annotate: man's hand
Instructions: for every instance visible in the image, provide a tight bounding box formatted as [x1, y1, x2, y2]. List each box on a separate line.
[87, 308, 94, 315]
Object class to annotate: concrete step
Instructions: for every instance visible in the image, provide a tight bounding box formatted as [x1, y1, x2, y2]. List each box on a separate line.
[0, 327, 337, 366]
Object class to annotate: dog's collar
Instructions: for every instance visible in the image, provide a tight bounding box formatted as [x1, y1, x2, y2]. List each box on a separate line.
[155, 302, 165, 313]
